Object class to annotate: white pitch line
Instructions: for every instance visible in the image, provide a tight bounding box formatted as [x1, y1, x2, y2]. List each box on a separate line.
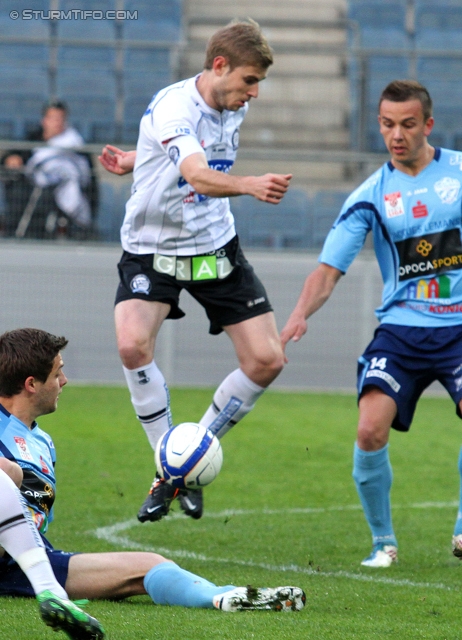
[89, 501, 460, 593]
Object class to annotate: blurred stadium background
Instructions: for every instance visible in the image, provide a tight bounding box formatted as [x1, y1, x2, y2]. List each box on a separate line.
[0, 0, 459, 390]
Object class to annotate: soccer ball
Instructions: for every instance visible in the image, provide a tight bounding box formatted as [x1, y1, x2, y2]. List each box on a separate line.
[155, 422, 223, 490]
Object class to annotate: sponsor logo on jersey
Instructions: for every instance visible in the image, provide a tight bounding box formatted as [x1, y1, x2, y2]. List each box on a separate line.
[384, 191, 404, 218]
[178, 159, 234, 189]
[39, 456, 50, 474]
[130, 274, 151, 295]
[395, 228, 462, 281]
[14, 436, 33, 461]
[174, 127, 190, 135]
[449, 153, 462, 169]
[434, 177, 461, 204]
[406, 274, 451, 300]
[412, 200, 428, 218]
[406, 187, 428, 196]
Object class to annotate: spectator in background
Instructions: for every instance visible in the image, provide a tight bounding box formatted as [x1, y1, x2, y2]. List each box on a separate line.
[1, 101, 97, 239]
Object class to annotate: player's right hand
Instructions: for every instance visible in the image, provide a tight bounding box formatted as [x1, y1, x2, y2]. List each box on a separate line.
[98, 145, 136, 175]
[280, 314, 307, 349]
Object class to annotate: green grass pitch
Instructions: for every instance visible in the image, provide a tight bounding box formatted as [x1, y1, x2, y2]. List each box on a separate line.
[3, 386, 462, 639]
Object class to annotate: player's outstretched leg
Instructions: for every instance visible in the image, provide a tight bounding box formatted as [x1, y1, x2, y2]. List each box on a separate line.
[213, 586, 306, 612]
[143, 562, 305, 612]
[37, 590, 105, 639]
[353, 443, 398, 567]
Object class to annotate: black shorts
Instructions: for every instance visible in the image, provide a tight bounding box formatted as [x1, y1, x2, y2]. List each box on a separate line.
[0, 535, 75, 597]
[115, 236, 273, 335]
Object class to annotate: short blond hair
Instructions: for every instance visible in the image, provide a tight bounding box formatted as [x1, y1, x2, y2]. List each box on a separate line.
[204, 19, 273, 71]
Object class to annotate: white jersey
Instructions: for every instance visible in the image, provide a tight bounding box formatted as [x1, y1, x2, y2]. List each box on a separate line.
[121, 75, 247, 256]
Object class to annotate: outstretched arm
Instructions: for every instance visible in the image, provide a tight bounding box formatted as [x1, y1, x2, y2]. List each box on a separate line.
[280, 263, 343, 347]
[98, 145, 136, 175]
[180, 153, 292, 204]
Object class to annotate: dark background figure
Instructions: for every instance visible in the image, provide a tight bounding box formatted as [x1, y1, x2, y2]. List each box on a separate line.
[0, 101, 98, 240]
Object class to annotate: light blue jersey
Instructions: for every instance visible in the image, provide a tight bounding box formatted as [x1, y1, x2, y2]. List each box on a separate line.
[320, 148, 462, 326]
[0, 404, 56, 533]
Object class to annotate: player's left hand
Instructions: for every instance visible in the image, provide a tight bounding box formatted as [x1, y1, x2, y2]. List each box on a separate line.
[244, 173, 293, 204]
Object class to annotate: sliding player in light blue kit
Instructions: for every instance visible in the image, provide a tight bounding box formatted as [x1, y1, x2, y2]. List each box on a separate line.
[282, 80, 462, 567]
[0, 328, 305, 617]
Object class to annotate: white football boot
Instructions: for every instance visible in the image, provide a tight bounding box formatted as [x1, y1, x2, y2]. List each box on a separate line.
[452, 534, 462, 558]
[361, 543, 398, 568]
[213, 586, 306, 612]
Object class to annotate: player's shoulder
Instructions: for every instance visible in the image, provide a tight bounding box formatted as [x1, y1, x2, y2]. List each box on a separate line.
[151, 76, 197, 113]
[434, 147, 462, 173]
[344, 164, 388, 209]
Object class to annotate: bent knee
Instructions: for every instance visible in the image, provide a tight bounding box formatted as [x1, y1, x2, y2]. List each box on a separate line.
[117, 337, 153, 369]
[357, 423, 389, 451]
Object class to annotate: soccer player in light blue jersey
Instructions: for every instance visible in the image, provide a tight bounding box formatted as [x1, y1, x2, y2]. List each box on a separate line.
[282, 80, 462, 568]
[0, 328, 305, 617]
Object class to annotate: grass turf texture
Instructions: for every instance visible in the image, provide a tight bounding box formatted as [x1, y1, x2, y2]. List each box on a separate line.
[3, 386, 462, 639]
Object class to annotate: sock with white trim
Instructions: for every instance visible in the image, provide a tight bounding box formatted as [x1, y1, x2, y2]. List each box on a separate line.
[123, 361, 172, 452]
[199, 368, 265, 439]
[0, 470, 68, 598]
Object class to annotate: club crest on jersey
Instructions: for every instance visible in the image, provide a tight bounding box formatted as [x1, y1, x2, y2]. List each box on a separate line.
[130, 274, 151, 295]
[14, 436, 33, 461]
[384, 191, 404, 218]
[168, 146, 180, 165]
[232, 128, 239, 150]
[434, 177, 460, 204]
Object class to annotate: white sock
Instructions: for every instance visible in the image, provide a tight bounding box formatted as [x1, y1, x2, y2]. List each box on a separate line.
[199, 368, 265, 439]
[123, 361, 172, 452]
[0, 470, 68, 598]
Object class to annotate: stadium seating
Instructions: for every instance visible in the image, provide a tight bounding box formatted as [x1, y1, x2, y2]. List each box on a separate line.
[348, 1, 408, 48]
[312, 191, 349, 247]
[348, 0, 462, 152]
[123, 0, 182, 42]
[232, 190, 312, 250]
[0, 1, 182, 145]
[415, 1, 462, 50]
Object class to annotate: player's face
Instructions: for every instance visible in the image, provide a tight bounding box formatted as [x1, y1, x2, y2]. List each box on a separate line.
[41, 108, 67, 141]
[34, 354, 67, 417]
[212, 63, 266, 111]
[378, 99, 434, 171]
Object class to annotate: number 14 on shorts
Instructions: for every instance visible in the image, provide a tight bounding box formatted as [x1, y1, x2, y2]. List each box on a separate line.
[370, 357, 387, 370]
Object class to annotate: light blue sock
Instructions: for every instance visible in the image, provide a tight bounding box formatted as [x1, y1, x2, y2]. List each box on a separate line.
[144, 562, 234, 608]
[453, 446, 462, 536]
[352, 442, 397, 547]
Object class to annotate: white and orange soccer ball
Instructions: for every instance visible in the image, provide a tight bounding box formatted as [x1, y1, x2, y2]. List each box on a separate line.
[155, 422, 223, 490]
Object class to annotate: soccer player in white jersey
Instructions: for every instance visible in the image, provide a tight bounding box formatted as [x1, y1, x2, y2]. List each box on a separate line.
[99, 20, 292, 523]
[0, 328, 305, 616]
[282, 80, 462, 568]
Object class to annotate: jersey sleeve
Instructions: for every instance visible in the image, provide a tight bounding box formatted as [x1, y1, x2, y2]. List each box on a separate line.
[151, 95, 205, 166]
[319, 199, 374, 273]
